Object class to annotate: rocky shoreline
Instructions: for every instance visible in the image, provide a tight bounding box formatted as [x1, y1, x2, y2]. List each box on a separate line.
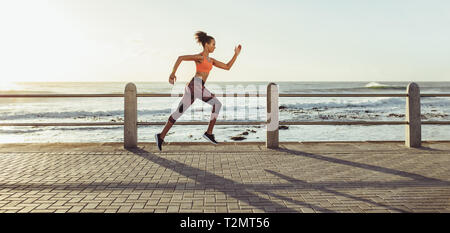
[229, 126, 289, 141]
[230, 128, 259, 141]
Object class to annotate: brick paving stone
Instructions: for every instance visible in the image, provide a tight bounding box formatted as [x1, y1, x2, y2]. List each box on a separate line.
[145, 199, 160, 206]
[55, 209, 68, 213]
[0, 201, 10, 208]
[0, 142, 449, 213]
[99, 200, 113, 206]
[97, 193, 110, 198]
[30, 209, 56, 213]
[127, 194, 140, 200]
[133, 203, 145, 209]
[104, 209, 118, 213]
[82, 208, 107, 213]
[17, 206, 37, 213]
[167, 205, 180, 212]
[117, 205, 132, 213]
[68, 206, 84, 213]
[48, 205, 72, 210]
[85, 203, 100, 209]
[349, 206, 364, 213]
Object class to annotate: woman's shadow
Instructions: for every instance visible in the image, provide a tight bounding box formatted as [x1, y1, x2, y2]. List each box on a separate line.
[125, 147, 335, 213]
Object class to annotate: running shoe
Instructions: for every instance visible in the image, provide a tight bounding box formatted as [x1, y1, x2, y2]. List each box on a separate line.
[203, 132, 218, 145]
[155, 133, 164, 151]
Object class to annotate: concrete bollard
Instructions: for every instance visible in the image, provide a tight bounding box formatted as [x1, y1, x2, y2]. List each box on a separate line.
[266, 83, 279, 149]
[405, 82, 421, 148]
[124, 83, 137, 148]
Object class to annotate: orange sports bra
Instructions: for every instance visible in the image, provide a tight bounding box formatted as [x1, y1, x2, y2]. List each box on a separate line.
[196, 55, 213, 73]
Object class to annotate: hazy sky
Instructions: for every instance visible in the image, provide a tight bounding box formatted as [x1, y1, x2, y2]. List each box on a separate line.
[1, 0, 449, 83]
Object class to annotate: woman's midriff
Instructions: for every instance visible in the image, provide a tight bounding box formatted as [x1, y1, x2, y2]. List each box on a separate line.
[194, 72, 209, 83]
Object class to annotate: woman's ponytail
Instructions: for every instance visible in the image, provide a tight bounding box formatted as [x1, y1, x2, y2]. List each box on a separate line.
[195, 31, 214, 47]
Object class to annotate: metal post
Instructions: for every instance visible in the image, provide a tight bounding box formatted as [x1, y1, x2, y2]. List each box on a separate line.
[124, 83, 137, 148]
[405, 82, 421, 148]
[266, 83, 279, 148]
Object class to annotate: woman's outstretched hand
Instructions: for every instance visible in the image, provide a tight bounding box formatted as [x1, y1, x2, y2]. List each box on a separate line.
[169, 73, 176, 85]
[235, 44, 242, 55]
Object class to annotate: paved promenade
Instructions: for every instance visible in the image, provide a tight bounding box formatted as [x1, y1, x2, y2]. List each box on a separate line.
[0, 141, 449, 213]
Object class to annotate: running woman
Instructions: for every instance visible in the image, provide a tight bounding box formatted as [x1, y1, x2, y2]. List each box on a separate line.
[155, 31, 242, 151]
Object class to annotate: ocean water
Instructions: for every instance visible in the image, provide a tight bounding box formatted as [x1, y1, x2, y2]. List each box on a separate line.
[0, 81, 449, 143]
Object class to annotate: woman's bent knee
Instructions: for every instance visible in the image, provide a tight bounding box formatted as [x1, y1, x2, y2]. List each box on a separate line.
[212, 100, 222, 113]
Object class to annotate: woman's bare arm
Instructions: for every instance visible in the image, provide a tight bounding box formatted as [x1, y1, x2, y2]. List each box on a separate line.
[212, 45, 241, 70]
[169, 54, 203, 84]
[171, 54, 203, 75]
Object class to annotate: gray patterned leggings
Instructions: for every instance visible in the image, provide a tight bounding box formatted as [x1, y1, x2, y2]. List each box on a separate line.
[168, 77, 222, 123]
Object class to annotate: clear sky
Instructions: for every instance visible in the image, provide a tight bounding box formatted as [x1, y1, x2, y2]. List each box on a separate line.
[0, 0, 449, 83]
